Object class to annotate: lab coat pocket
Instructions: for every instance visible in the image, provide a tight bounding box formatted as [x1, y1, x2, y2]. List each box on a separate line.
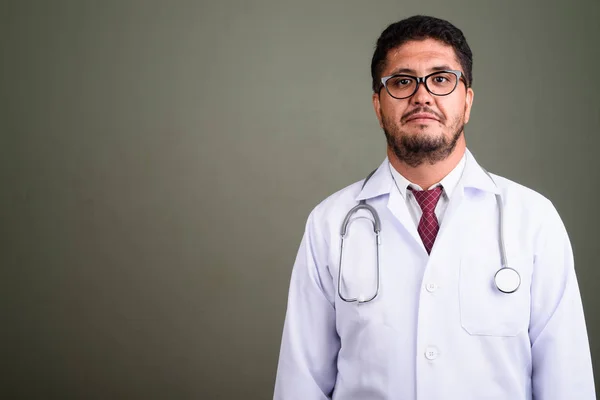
[459, 256, 532, 337]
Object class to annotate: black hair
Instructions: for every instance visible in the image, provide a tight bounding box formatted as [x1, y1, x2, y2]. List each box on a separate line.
[371, 15, 473, 92]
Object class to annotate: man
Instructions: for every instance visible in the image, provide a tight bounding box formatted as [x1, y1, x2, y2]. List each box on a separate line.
[274, 15, 595, 399]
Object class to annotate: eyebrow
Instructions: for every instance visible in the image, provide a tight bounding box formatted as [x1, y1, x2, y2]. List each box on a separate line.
[387, 65, 454, 76]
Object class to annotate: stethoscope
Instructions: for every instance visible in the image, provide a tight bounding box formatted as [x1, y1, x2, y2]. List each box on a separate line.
[338, 166, 521, 303]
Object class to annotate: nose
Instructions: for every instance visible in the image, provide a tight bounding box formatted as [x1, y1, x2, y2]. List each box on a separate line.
[410, 81, 434, 105]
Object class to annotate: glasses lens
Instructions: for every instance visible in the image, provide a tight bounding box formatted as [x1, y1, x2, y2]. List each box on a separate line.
[426, 71, 458, 95]
[385, 75, 416, 99]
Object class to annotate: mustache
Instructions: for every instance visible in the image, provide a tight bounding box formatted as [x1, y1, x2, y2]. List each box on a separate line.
[401, 107, 444, 123]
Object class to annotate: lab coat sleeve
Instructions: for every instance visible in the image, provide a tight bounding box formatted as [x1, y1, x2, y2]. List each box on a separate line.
[529, 204, 596, 399]
[274, 209, 339, 400]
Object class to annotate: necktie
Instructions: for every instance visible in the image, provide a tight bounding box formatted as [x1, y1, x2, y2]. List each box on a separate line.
[410, 186, 443, 254]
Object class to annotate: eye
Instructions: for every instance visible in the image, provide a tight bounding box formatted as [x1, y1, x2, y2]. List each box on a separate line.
[388, 76, 414, 87]
[433, 76, 449, 83]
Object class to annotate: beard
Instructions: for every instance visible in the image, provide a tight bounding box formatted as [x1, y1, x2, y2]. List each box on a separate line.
[383, 112, 464, 168]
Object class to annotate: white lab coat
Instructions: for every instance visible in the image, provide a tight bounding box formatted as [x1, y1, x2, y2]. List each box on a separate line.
[274, 149, 595, 400]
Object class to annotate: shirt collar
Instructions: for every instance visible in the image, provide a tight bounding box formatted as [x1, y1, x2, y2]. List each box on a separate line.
[355, 148, 500, 202]
[388, 152, 466, 198]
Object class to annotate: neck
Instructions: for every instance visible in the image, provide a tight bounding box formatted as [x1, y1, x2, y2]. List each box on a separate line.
[388, 137, 466, 189]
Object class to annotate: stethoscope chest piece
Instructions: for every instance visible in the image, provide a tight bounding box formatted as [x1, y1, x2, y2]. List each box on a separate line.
[494, 267, 521, 294]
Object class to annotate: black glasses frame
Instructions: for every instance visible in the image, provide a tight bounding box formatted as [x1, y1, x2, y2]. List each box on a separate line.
[379, 70, 467, 100]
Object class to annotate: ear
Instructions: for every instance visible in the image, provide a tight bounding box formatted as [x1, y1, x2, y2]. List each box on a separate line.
[372, 92, 384, 128]
[464, 87, 474, 124]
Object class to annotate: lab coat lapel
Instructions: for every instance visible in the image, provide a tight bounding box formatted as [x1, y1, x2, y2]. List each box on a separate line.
[431, 149, 501, 256]
[387, 186, 424, 250]
[433, 180, 465, 254]
[355, 159, 424, 250]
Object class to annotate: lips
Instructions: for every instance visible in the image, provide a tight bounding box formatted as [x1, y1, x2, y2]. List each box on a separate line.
[406, 113, 439, 122]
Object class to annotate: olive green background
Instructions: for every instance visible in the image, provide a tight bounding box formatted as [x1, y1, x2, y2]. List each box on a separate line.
[2, 0, 598, 398]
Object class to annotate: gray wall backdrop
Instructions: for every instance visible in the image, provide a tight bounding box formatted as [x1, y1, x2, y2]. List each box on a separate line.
[2, 0, 599, 398]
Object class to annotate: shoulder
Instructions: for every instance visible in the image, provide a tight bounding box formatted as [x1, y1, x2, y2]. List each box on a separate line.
[308, 178, 366, 226]
[491, 173, 549, 201]
[296, 177, 369, 256]
[488, 172, 566, 235]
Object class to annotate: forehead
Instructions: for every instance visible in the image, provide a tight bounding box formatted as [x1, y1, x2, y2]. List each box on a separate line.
[383, 38, 461, 75]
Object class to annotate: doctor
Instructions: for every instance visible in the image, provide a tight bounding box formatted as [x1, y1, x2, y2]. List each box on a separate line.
[274, 15, 595, 400]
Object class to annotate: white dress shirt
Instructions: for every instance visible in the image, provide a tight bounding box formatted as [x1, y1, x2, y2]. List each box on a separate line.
[388, 152, 466, 227]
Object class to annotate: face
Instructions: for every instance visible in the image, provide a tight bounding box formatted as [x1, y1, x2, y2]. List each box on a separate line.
[372, 38, 474, 167]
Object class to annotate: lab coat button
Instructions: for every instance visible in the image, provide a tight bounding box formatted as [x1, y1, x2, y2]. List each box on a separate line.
[425, 346, 439, 360]
[426, 283, 438, 292]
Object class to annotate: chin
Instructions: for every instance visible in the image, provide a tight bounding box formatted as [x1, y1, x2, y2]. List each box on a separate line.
[405, 129, 444, 139]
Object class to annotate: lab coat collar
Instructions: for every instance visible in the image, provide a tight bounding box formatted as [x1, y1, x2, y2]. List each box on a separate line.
[461, 149, 501, 195]
[354, 158, 395, 201]
[355, 148, 499, 202]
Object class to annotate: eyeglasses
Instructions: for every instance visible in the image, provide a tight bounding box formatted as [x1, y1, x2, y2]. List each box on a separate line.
[380, 70, 467, 100]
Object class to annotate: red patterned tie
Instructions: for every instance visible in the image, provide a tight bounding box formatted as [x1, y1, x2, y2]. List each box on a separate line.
[410, 186, 443, 254]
